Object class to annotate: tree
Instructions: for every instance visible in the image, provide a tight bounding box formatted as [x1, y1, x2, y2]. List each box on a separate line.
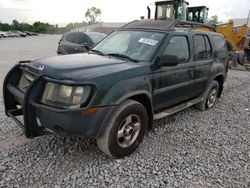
[12, 20, 19, 30]
[0, 22, 11, 31]
[85, 7, 101, 24]
[0, 20, 82, 34]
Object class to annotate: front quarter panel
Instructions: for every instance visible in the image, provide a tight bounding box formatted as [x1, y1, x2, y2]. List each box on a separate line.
[99, 75, 152, 106]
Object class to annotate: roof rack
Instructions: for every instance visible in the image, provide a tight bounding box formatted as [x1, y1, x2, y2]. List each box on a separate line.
[169, 19, 216, 31]
[121, 19, 216, 32]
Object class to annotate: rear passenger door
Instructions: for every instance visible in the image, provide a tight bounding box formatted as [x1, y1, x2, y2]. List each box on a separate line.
[212, 35, 228, 64]
[192, 34, 213, 95]
[152, 35, 196, 110]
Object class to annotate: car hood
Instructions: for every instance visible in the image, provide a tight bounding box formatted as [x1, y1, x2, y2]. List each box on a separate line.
[30, 53, 146, 81]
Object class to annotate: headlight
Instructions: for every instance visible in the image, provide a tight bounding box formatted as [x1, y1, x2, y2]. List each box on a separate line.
[41, 82, 91, 109]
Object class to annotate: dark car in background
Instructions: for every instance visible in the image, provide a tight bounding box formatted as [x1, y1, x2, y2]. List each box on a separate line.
[57, 31, 106, 55]
[23, 31, 32, 36]
[24, 31, 39, 36]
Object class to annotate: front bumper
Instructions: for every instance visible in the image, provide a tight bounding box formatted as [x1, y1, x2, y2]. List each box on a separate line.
[3, 64, 115, 138]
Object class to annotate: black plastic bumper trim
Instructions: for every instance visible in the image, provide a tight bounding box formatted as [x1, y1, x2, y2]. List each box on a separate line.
[7, 84, 24, 105]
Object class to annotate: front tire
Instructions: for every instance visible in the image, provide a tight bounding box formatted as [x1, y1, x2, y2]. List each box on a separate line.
[97, 99, 148, 158]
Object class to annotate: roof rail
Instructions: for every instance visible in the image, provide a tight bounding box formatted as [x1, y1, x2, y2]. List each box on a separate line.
[120, 19, 216, 32]
[169, 19, 216, 31]
[121, 20, 139, 28]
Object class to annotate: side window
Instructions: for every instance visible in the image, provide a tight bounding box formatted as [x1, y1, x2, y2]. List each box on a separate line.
[212, 35, 227, 60]
[193, 35, 206, 60]
[65, 33, 92, 45]
[188, 12, 193, 21]
[78, 34, 92, 45]
[205, 36, 212, 59]
[163, 36, 190, 64]
[156, 4, 175, 20]
[72, 34, 82, 44]
[65, 33, 77, 43]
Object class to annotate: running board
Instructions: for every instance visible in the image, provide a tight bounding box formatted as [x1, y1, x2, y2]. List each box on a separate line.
[153, 97, 204, 120]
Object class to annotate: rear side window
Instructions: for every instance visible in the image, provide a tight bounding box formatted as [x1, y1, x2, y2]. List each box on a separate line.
[193, 35, 206, 60]
[212, 35, 227, 60]
[193, 35, 213, 61]
[163, 36, 190, 64]
[65, 33, 92, 45]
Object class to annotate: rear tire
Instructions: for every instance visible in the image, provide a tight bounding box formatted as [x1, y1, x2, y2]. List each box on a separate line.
[97, 99, 148, 158]
[237, 51, 245, 66]
[195, 81, 219, 111]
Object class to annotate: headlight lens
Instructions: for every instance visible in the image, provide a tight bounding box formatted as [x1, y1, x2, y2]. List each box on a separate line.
[59, 85, 72, 98]
[41, 82, 91, 109]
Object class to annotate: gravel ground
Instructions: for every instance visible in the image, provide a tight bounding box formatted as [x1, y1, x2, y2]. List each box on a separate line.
[0, 35, 250, 188]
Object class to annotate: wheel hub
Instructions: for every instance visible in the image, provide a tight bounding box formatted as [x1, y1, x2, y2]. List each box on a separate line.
[117, 114, 141, 148]
[207, 87, 217, 108]
[124, 126, 133, 136]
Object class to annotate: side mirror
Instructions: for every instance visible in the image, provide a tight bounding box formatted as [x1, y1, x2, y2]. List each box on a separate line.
[159, 54, 178, 67]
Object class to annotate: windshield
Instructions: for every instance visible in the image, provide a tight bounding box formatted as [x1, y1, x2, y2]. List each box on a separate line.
[156, 4, 175, 20]
[177, 3, 187, 20]
[93, 30, 165, 61]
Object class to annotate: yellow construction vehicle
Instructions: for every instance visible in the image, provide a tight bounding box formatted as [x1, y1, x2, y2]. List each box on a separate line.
[151, 0, 209, 23]
[153, 0, 189, 21]
[147, 0, 250, 68]
[187, 6, 209, 24]
[149, 1, 214, 31]
[216, 21, 249, 51]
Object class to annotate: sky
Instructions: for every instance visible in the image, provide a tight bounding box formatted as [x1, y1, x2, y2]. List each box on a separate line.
[0, 0, 249, 26]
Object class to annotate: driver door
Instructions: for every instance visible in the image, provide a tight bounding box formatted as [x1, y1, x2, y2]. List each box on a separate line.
[152, 35, 195, 111]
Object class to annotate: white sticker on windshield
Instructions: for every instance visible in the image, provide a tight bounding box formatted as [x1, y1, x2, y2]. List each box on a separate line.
[138, 38, 158, 46]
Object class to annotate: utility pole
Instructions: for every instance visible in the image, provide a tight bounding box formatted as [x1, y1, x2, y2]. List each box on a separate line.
[247, 10, 250, 26]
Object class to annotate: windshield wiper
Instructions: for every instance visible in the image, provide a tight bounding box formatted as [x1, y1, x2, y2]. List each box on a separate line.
[107, 53, 138, 63]
[89, 49, 105, 56]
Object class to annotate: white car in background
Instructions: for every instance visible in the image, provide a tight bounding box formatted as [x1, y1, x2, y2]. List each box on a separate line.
[5, 31, 20, 37]
[0, 31, 8, 38]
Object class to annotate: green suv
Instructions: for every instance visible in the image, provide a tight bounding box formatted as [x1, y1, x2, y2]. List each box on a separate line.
[3, 20, 228, 158]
